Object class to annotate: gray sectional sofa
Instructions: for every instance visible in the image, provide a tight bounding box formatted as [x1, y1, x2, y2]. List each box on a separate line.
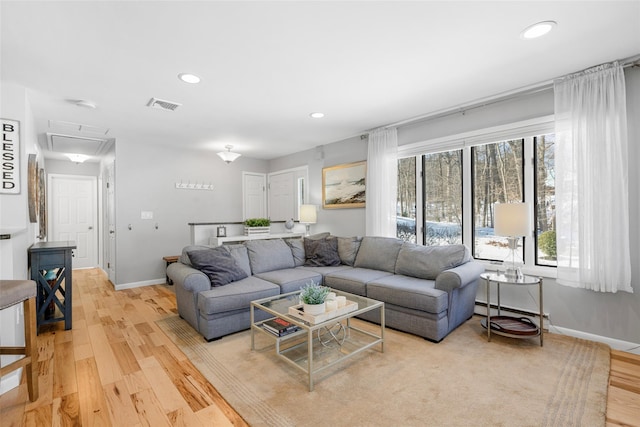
[167, 235, 484, 342]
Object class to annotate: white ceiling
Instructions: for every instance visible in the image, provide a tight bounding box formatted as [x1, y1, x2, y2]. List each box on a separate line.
[2, 1, 639, 162]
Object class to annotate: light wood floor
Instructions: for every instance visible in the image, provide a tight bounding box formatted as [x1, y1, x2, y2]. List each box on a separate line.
[1, 268, 639, 426]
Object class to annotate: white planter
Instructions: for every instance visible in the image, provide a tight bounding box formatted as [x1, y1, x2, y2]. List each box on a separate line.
[244, 226, 270, 236]
[303, 302, 326, 316]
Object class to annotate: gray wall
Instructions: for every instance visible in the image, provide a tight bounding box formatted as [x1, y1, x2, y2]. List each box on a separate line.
[269, 67, 640, 346]
[114, 140, 269, 285]
[269, 135, 368, 237]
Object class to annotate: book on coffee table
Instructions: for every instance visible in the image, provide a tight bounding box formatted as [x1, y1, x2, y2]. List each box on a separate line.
[262, 318, 300, 336]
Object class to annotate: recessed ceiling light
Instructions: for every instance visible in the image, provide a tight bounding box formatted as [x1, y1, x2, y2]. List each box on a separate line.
[309, 112, 325, 119]
[520, 21, 557, 39]
[178, 73, 201, 84]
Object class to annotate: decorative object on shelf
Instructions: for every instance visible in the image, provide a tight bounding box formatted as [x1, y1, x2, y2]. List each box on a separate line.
[299, 205, 317, 236]
[28, 154, 38, 222]
[322, 160, 366, 209]
[244, 218, 271, 235]
[494, 202, 531, 279]
[299, 281, 330, 316]
[284, 218, 295, 232]
[216, 225, 227, 237]
[217, 145, 241, 164]
[1, 118, 20, 195]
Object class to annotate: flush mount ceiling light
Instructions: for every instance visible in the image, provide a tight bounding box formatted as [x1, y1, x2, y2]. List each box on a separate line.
[178, 73, 201, 84]
[309, 112, 325, 119]
[65, 153, 90, 163]
[217, 145, 241, 164]
[520, 21, 557, 39]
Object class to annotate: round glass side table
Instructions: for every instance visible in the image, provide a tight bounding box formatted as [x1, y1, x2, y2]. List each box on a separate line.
[481, 272, 543, 346]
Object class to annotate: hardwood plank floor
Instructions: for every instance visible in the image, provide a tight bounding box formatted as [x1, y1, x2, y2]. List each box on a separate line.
[1, 268, 639, 426]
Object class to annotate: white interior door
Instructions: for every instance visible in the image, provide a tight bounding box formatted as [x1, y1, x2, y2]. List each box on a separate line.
[268, 171, 294, 221]
[243, 172, 266, 219]
[49, 174, 98, 269]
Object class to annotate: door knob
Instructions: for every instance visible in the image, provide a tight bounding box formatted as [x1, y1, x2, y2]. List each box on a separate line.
[88, 226, 94, 230]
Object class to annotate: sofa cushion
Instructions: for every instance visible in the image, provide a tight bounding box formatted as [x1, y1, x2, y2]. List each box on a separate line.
[187, 247, 248, 287]
[324, 268, 394, 296]
[179, 245, 211, 266]
[304, 237, 341, 267]
[285, 238, 305, 267]
[222, 244, 252, 276]
[367, 275, 448, 314]
[197, 276, 280, 314]
[255, 268, 322, 293]
[337, 236, 362, 266]
[395, 243, 472, 280]
[246, 239, 295, 274]
[353, 236, 403, 273]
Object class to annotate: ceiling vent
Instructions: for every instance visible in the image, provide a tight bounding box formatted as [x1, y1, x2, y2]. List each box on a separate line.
[147, 97, 182, 111]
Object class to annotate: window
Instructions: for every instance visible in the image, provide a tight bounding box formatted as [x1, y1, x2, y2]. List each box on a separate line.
[423, 150, 462, 245]
[472, 140, 524, 261]
[535, 134, 556, 266]
[397, 123, 556, 274]
[397, 157, 416, 242]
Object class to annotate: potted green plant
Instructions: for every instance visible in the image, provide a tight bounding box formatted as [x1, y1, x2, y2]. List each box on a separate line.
[243, 218, 271, 236]
[299, 281, 330, 315]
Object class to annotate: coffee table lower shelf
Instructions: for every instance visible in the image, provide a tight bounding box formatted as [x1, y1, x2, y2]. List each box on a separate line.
[481, 316, 540, 339]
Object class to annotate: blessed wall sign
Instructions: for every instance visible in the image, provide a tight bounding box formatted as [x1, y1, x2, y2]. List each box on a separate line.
[1, 118, 20, 194]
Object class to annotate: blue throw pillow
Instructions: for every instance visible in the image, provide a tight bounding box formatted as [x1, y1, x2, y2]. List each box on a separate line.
[187, 247, 248, 287]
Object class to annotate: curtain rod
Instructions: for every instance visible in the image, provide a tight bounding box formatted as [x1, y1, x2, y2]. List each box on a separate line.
[370, 54, 640, 132]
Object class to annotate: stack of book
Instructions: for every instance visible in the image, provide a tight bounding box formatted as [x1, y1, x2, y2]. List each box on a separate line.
[262, 318, 300, 337]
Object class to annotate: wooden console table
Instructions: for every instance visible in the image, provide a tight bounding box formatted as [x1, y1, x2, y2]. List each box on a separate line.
[28, 241, 76, 332]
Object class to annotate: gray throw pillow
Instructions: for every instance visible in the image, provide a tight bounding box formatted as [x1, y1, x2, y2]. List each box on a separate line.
[305, 232, 331, 240]
[304, 237, 341, 267]
[285, 238, 305, 267]
[187, 247, 248, 287]
[337, 236, 362, 266]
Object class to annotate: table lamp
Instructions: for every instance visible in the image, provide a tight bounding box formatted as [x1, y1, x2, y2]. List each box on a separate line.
[494, 202, 530, 279]
[299, 204, 317, 236]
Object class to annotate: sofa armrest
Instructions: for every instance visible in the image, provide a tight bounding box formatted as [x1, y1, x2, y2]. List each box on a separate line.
[434, 261, 484, 292]
[167, 262, 210, 294]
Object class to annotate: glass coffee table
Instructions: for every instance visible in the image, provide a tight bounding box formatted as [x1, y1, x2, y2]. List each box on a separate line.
[250, 289, 385, 391]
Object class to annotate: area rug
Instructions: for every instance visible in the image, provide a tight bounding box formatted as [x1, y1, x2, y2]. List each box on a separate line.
[156, 316, 609, 427]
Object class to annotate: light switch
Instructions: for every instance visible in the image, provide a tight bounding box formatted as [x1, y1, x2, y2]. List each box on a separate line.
[141, 211, 153, 220]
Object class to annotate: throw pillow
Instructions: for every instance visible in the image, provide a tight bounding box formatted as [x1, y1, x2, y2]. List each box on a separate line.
[187, 247, 248, 287]
[305, 232, 331, 240]
[337, 236, 363, 266]
[304, 237, 341, 267]
[285, 238, 305, 267]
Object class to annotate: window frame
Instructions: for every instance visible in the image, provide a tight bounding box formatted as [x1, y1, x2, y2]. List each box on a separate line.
[398, 115, 557, 278]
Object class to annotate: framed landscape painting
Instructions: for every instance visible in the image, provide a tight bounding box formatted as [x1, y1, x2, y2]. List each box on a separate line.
[322, 161, 366, 209]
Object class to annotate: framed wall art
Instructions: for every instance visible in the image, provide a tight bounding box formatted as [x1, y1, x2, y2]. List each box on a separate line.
[322, 160, 366, 209]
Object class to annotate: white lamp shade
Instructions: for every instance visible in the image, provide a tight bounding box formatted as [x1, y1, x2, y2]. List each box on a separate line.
[299, 204, 317, 224]
[494, 202, 530, 237]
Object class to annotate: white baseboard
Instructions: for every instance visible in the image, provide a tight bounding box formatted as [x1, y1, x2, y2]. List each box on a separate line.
[548, 325, 640, 355]
[114, 278, 166, 291]
[0, 370, 21, 395]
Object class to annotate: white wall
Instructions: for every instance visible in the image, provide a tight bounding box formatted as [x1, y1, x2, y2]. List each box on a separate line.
[113, 141, 269, 286]
[0, 82, 41, 393]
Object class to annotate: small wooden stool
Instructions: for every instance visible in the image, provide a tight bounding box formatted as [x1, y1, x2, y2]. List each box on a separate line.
[0, 280, 39, 401]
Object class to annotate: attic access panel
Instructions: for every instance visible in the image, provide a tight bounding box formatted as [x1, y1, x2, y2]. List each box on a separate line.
[46, 133, 111, 156]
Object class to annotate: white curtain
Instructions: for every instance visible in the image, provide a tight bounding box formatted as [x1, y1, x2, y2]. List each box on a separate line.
[554, 62, 633, 293]
[365, 127, 398, 237]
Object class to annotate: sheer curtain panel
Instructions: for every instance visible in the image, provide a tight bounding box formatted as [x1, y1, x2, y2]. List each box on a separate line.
[554, 62, 633, 293]
[365, 127, 398, 237]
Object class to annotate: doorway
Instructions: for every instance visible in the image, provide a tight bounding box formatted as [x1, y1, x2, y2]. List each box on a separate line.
[48, 174, 98, 269]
